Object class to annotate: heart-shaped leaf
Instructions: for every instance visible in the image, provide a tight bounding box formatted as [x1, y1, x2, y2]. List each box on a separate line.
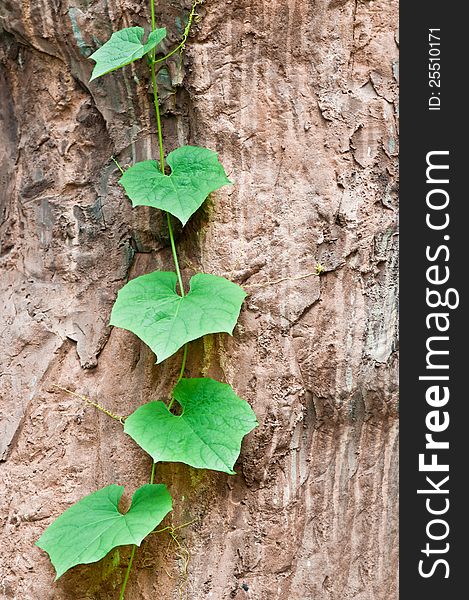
[89, 27, 167, 81]
[110, 271, 246, 363]
[125, 378, 258, 473]
[119, 146, 231, 225]
[36, 484, 172, 579]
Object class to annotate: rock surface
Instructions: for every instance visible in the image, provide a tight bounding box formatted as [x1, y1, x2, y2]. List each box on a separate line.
[0, 0, 398, 598]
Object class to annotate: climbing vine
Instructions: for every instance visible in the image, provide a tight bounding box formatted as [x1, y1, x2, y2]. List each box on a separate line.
[36, 1, 257, 597]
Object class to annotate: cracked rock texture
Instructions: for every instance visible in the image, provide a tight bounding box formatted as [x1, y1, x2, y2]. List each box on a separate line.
[0, 1, 398, 598]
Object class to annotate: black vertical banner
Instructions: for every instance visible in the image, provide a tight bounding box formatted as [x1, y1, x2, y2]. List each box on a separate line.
[400, 5, 467, 599]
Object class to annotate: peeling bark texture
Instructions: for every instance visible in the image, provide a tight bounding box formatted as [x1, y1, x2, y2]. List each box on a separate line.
[0, 1, 398, 599]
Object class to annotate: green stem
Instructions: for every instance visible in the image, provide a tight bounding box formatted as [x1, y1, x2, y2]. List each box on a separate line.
[166, 213, 185, 296]
[149, 69, 185, 297]
[119, 465, 156, 600]
[111, 156, 125, 175]
[52, 385, 126, 424]
[119, 461, 155, 600]
[154, 0, 201, 65]
[118, 461, 155, 600]
[148, 1, 188, 405]
[148, 8, 185, 298]
[119, 4, 196, 598]
[150, 61, 165, 173]
[167, 343, 188, 411]
[119, 8, 161, 600]
[150, 0, 156, 31]
[177, 344, 188, 382]
[119, 545, 136, 600]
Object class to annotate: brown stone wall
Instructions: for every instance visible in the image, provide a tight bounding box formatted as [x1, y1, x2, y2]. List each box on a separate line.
[0, 1, 398, 598]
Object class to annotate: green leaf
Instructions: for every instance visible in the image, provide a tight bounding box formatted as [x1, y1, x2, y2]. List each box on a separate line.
[119, 146, 231, 225]
[36, 484, 172, 579]
[110, 271, 246, 363]
[125, 378, 258, 474]
[89, 27, 167, 81]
